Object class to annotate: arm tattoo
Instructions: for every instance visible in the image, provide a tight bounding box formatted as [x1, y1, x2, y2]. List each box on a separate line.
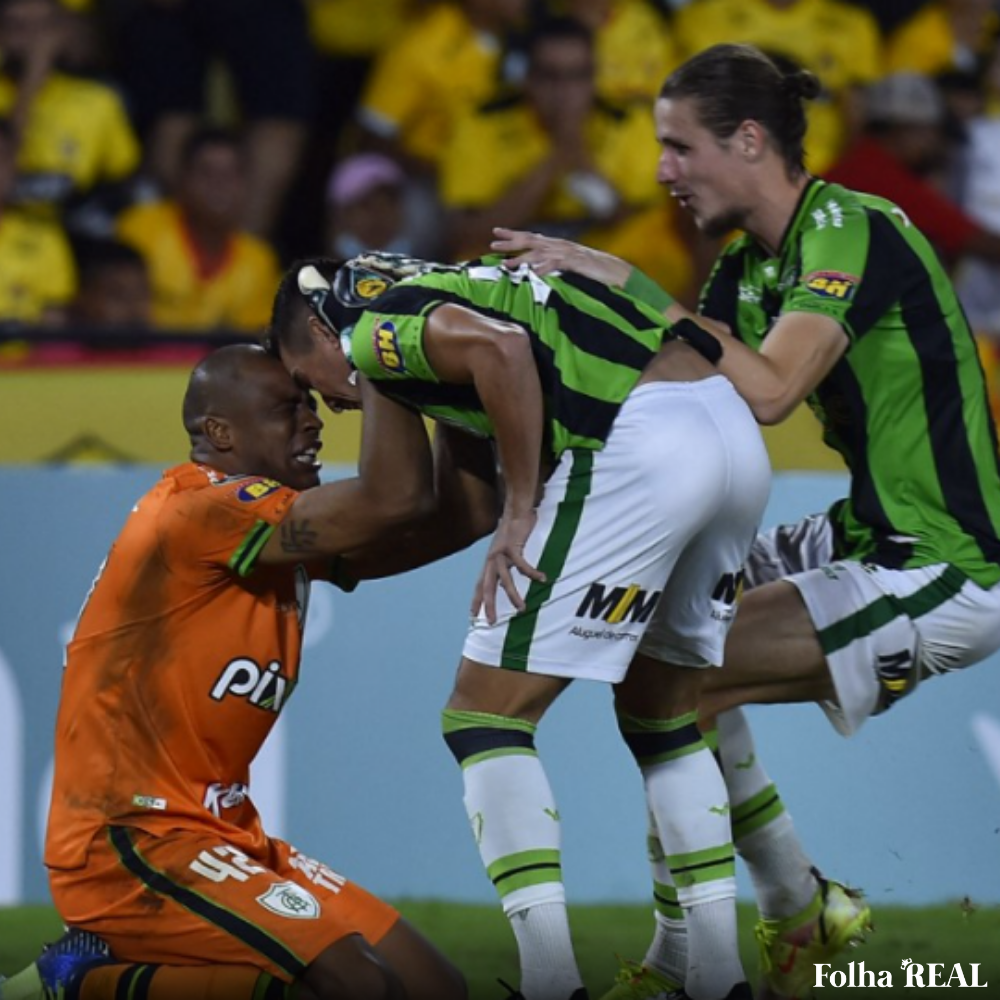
[279, 518, 320, 554]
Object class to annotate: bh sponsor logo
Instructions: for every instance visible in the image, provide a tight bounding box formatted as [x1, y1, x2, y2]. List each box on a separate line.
[814, 959, 988, 989]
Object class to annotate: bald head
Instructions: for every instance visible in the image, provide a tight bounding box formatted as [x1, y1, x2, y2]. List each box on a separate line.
[182, 343, 272, 441]
[182, 344, 324, 490]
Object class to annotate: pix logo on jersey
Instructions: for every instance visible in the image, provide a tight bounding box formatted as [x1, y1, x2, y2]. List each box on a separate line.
[236, 477, 281, 503]
[211, 657, 290, 713]
[803, 270, 858, 301]
[575, 582, 662, 624]
[372, 318, 406, 374]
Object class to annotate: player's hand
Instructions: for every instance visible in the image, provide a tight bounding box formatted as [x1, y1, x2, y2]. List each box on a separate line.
[491, 228, 631, 285]
[472, 511, 545, 624]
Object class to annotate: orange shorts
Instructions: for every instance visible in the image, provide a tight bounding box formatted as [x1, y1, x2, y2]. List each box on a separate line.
[48, 826, 399, 982]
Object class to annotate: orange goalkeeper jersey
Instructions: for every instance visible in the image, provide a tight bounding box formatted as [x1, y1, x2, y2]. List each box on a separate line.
[45, 462, 307, 870]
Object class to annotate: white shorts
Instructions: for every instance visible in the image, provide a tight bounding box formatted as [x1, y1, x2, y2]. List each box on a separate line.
[748, 513, 1000, 735]
[462, 378, 772, 683]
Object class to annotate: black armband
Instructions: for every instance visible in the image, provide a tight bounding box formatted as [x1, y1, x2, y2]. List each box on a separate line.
[672, 318, 723, 365]
[330, 555, 359, 593]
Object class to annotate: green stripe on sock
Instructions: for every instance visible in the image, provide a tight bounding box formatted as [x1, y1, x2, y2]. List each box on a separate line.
[487, 848, 563, 896]
[618, 710, 700, 733]
[653, 879, 682, 920]
[441, 708, 537, 736]
[667, 844, 736, 888]
[819, 564, 967, 655]
[500, 450, 594, 669]
[731, 783, 785, 842]
[702, 726, 719, 754]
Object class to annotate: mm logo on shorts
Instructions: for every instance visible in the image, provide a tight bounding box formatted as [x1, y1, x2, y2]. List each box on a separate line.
[575, 583, 661, 624]
[710, 570, 745, 622]
[257, 881, 321, 920]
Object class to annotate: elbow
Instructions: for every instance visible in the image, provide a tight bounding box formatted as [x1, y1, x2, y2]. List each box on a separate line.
[741, 385, 800, 426]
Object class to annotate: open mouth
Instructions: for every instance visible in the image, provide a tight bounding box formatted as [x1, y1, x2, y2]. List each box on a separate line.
[294, 445, 322, 469]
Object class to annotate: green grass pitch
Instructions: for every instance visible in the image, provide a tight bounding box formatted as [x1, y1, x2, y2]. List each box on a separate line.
[2, 901, 998, 998]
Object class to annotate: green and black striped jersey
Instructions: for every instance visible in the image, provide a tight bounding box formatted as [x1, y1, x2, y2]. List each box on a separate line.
[349, 256, 671, 456]
[701, 178, 1000, 585]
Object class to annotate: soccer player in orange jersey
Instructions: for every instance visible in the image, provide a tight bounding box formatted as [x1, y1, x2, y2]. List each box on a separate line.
[1, 345, 466, 1000]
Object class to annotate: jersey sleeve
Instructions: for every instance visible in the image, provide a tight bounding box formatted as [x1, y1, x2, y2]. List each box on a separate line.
[781, 192, 884, 342]
[158, 477, 299, 580]
[350, 284, 445, 382]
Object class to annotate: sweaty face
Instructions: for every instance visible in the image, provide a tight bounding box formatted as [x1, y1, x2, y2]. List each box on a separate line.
[279, 315, 362, 414]
[653, 96, 751, 238]
[230, 360, 324, 491]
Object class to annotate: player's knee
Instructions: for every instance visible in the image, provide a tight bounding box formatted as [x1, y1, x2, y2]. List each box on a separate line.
[615, 705, 705, 769]
[441, 708, 537, 767]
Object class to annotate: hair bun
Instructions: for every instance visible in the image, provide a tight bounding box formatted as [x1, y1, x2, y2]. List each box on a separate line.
[782, 69, 822, 102]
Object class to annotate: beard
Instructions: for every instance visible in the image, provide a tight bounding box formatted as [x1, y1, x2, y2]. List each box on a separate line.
[700, 205, 749, 239]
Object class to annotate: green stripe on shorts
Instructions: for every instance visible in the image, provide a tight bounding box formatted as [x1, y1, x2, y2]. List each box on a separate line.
[819, 564, 967, 656]
[500, 450, 595, 670]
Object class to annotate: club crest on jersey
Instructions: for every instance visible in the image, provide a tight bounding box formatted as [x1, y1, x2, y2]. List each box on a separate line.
[373, 319, 406, 373]
[803, 270, 857, 301]
[236, 477, 282, 503]
[256, 881, 320, 920]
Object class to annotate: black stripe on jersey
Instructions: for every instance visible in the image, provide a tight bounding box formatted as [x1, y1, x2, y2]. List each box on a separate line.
[892, 251, 1000, 564]
[374, 379, 484, 412]
[555, 271, 666, 336]
[108, 827, 307, 979]
[812, 361, 891, 542]
[845, 211, 906, 339]
[699, 252, 743, 336]
[383, 274, 660, 369]
[368, 283, 445, 318]
[528, 336, 624, 443]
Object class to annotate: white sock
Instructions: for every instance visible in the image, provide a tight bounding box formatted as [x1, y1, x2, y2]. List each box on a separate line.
[643, 813, 687, 983]
[718, 709, 817, 919]
[510, 901, 585, 1000]
[463, 753, 584, 998]
[645, 910, 687, 985]
[644, 746, 744, 999]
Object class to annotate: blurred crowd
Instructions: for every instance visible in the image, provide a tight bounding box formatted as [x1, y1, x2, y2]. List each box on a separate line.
[1, 0, 1000, 415]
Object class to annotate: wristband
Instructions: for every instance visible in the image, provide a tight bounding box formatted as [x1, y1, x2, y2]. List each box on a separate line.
[672, 317, 723, 365]
[624, 267, 675, 313]
[330, 555, 359, 593]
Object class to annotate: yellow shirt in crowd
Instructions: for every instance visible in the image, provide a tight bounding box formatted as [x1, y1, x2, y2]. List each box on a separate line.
[0, 210, 75, 321]
[116, 202, 280, 333]
[886, 1, 999, 75]
[673, 0, 883, 173]
[305, 0, 416, 57]
[0, 73, 139, 201]
[588, 0, 678, 105]
[441, 94, 663, 255]
[358, 3, 511, 165]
